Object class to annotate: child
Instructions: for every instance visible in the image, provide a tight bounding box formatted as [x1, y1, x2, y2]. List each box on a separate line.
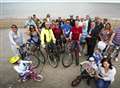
[88, 57, 98, 71]
[93, 48, 103, 66]
[9, 55, 43, 82]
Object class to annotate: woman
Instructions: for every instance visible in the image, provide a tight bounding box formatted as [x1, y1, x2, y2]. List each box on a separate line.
[9, 24, 24, 55]
[27, 25, 40, 46]
[99, 23, 113, 44]
[95, 58, 116, 88]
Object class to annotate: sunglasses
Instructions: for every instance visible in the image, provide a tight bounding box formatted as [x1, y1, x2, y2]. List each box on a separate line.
[11, 26, 17, 28]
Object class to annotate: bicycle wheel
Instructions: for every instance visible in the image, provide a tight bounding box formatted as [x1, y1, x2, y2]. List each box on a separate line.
[35, 50, 46, 73]
[71, 75, 81, 87]
[110, 48, 119, 61]
[36, 50, 46, 64]
[62, 51, 73, 68]
[48, 53, 59, 68]
[60, 43, 66, 53]
[34, 74, 43, 82]
[29, 54, 40, 69]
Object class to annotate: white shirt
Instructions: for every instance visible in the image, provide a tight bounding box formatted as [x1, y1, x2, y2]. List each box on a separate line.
[13, 60, 31, 75]
[98, 66, 116, 82]
[9, 30, 24, 46]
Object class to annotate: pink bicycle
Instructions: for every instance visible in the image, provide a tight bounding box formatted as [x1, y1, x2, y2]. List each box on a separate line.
[19, 64, 43, 82]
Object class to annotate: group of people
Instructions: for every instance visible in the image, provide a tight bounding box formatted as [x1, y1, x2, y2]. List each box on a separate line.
[8, 14, 120, 88]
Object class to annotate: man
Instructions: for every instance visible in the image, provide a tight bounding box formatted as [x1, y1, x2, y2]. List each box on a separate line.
[69, 15, 75, 27]
[70, 21, 82, 56]
[61, 19, 72, 40]
[95, 17, 104, 41]
[109, 27, 120, 61]
[32, 14, 42, 29]
[24, 16, 36, 28]
[45, 13, 52, 23]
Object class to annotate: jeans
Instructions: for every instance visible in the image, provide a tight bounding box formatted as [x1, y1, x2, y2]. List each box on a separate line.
[96, 79, 111, 88]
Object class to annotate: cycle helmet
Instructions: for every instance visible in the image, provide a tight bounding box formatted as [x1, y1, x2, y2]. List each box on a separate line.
[97, 41, 107, 51]
[9, 55, 20, 64]
[89, 57, 95, 61]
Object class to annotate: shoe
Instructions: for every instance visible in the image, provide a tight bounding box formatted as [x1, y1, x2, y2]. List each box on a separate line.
[115, 58, 119, 62]
[79, 53, 81, 57]
[22, 79, 27, 82]
[17, 79, 22, 82]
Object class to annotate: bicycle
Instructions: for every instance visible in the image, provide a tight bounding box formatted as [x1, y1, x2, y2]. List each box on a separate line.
[62, 40, 80, 67]
[55, 38, 66, 54]
[18, 63, 43, 82]
[45, 42, 59, 68]
[103, 44, 120, 61]
[18, 42, 45, 70]
[71, 61, 96, 87]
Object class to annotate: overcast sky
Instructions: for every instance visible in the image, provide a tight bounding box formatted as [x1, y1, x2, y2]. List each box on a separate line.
[1, 0, 120, 2]
[0, 2, 120, 19]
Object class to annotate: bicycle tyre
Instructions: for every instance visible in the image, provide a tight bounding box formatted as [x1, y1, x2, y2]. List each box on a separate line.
[62, 51, 73, 68]
[48, 53, 59, 68]
[37, 50, 46, 64]
[29, 54, 40, 69]
[71, 75, 81, 87]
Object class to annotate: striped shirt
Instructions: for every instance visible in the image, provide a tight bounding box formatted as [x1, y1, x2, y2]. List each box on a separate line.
[112, 27, 120, 45]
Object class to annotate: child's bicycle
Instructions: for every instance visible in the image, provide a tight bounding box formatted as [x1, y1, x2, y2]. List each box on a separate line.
[19, 63, 43, 82]
[71, 61, 96, 87]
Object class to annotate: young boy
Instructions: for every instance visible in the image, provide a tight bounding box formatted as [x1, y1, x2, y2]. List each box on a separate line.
[93, 48, 103, 66]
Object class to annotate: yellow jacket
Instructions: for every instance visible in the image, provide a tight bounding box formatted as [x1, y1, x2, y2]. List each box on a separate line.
[40, 28, 56, 47]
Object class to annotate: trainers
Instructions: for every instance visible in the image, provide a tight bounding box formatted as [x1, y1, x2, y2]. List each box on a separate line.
[17, 79, 22, 82]
[79, 53, 81, 57]
[115, 58, 119, 62]
[22, 79, 27, 82]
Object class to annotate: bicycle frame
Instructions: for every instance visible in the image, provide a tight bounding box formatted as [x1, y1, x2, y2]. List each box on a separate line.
[20, 65, 39, 81]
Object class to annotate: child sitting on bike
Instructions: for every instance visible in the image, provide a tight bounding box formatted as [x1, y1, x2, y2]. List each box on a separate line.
[93, 48, 103, 66]
[88, 57, 98, 71]
[27, 25, 40, 47]
[9, 55, 43, 82]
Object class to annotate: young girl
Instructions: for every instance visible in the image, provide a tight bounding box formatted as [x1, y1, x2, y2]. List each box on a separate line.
[9, 56, 43, 82]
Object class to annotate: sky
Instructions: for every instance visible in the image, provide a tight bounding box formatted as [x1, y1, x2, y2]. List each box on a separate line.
[0, 2, 120, 19]
[1, 0, 120, 2]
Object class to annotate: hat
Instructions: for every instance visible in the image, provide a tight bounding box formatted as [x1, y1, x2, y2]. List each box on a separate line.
[97, 41, 107, 51]
[89, 57, 95, 61]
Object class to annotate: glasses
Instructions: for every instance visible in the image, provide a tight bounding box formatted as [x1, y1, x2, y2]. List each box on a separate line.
[11, 26, 17, 28]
